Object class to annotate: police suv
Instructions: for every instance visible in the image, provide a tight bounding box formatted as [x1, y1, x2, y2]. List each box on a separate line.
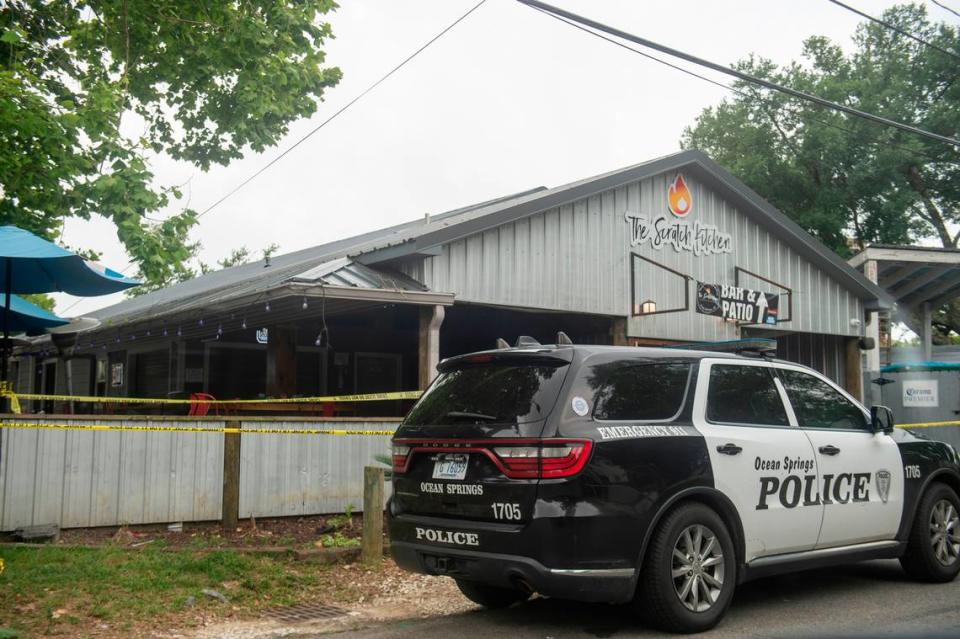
[387, 341, 960, 633]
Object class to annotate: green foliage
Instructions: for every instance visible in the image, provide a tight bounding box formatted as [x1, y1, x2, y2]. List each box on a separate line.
[0, 1, 341, 293]
[326, 504, 355, 530]
[319, 531, 360, 548]
[683, 4, 960, 256]
[197, 242, 280, 275]
[930, 300, 960, 341]
[21, 293, 54, 312]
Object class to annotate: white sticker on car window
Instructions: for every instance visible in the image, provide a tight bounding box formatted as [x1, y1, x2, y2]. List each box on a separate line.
[571, 396, 590, 416]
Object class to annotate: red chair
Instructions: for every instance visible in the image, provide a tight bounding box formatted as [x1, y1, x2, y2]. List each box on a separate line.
[188, 392, 217, 417]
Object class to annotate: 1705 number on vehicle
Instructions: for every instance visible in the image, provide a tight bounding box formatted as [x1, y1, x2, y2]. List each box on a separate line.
[491, 502, 522, 520]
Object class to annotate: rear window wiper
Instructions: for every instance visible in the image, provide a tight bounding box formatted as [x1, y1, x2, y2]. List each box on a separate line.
[444, 411, 499, 422]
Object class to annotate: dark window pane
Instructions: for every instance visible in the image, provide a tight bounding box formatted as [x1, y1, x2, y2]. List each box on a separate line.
[405, 363, 566, 426]
[590, 362, 690, 421]
[707, 365, 788, 426]
[779, 369, 868, 430]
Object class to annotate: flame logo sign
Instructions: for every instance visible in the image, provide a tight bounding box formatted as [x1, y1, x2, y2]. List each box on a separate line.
[667, 174, 692, 217]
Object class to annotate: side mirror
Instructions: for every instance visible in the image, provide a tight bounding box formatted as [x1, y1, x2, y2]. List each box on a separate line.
[870, 405, 895, 434]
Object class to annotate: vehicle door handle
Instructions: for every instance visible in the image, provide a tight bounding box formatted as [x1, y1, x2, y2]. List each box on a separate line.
[717, 443, 742, 456]
[819, 445, 841, 456]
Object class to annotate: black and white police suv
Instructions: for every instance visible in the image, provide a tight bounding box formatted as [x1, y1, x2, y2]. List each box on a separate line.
[387, 340, 960, 633]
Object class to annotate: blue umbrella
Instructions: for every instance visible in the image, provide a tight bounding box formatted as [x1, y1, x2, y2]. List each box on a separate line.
[0, 225, 140, 381]
[4, 295, 69, 334]
[0, 226, 139, 295]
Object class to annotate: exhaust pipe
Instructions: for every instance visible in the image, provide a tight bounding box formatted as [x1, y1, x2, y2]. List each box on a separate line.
[510, 574, 536, 595]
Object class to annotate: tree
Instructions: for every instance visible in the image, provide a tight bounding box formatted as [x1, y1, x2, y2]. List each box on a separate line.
[683, 3, 959, 339]
[198, 242, 280, 274]
[0, 1, 341, 292]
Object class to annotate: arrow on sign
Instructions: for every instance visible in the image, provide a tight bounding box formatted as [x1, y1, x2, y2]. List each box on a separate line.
[756, 294, 768, 314]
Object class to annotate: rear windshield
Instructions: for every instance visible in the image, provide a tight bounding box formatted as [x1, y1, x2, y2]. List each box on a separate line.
[589, 361, 691, 421]
[405, 362, 568, 426]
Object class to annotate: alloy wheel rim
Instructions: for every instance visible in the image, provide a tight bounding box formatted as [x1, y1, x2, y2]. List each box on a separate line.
[930, 499, 960, 567]
[671, 524, 725, 612]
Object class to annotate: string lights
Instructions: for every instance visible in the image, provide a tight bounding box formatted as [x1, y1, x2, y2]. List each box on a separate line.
[29, 293, 344, 355]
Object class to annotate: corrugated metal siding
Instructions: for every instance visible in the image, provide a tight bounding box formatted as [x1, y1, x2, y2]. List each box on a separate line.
[239, 421, 396, 517]
[0, 419, 224, 530]
[407, 173, 863, 341]
[776, 333, 848, 385]
[0, 419, 398, 530]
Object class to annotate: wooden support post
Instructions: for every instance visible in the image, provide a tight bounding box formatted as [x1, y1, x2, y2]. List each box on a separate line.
[418, 305, 445, 390]
[362, 466, 385, 564]
[266, 324, 297, 396]
[610, 318, 629, 346]
[844, 337, 863, 403]
[222, 420, 241, 531]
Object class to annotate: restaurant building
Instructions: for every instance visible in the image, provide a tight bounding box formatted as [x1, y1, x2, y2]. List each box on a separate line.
[11, 150, 891, 412]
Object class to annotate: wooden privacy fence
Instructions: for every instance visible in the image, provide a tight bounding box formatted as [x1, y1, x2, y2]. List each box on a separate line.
[0, 416, 397, 531]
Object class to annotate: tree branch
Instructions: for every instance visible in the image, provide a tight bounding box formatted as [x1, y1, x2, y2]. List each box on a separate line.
[903, 165, 955, 247]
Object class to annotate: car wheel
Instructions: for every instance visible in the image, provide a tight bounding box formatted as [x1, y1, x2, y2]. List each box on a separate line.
[455, 579, 530, 608]
[900, 482, 960, 583]
[636, 502, 737, 633]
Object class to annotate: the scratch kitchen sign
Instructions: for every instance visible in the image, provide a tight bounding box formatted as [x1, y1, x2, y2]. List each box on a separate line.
[696, 282, 780, 324]
[625, 174, 733, 257]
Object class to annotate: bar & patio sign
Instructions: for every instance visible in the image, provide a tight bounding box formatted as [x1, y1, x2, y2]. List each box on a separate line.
[696, 282, 779, 324]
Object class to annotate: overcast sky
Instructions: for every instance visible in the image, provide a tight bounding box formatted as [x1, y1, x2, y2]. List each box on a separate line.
[54, 0, 960, 315]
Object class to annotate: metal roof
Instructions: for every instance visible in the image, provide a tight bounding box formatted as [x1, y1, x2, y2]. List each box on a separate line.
[87, 189, 541, 326]
[89, 150, 890, 327]
[848, 244, 960, 310]
[354, 150, 891, 309]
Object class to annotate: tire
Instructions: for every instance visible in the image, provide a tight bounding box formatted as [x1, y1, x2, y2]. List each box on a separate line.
[900, 482, 960, 583]
[636, 502, 737, 634]
[455, 579, 530, 609]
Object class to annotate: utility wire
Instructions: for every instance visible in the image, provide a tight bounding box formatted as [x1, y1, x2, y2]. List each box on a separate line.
[196, 0, 488, 220]
[931, 0, 960, 19]
[59, 0, 488, 317]
[828, 0, 960, 63]
[517, 0, 960, 148]
[529, 4, 954, 166]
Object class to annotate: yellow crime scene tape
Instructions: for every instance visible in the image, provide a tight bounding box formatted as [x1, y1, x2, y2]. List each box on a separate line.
[897, 420, 960, 429]
[0, 421, 397, 436]
[0, 384, 421, 415]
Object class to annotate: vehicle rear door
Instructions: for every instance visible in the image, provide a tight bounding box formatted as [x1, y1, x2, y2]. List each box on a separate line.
[693, 359, 823, 561]
[775, 365, 903, 548]
[391, 350, 576, 524]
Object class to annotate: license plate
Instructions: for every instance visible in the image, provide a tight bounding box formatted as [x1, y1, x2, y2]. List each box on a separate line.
[432, 454, 468, 480]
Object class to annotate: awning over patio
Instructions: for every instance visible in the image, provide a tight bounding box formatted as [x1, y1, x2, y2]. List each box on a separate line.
[849, 244, 960, 360]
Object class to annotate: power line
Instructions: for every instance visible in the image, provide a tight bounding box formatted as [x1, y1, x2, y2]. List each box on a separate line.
[529, 4, 954, 166]
[517, 0, 960, 149]
[59, 0, 489, 317]
[931, 0, 960, 19]
[828, 0, 960, 63]
[196, 0, 488, 220]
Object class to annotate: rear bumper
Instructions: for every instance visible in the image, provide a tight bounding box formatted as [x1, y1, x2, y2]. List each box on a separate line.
[390, 539, 636, 604]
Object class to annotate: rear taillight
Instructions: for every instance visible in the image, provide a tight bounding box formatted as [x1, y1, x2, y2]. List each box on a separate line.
[392, 443, 411, 473]
[391, 438, 592, 479]
[494, 441, 592, 478]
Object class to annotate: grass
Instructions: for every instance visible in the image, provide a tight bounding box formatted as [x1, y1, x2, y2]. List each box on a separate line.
[318, 532, 360, 548]
[0, 545, 355, 638]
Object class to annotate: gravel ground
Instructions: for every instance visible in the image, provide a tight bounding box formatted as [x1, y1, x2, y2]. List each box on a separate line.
[184, 561, 477, 639]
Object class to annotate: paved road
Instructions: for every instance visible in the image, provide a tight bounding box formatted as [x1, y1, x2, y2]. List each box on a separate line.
[318, 560, 960, 638]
